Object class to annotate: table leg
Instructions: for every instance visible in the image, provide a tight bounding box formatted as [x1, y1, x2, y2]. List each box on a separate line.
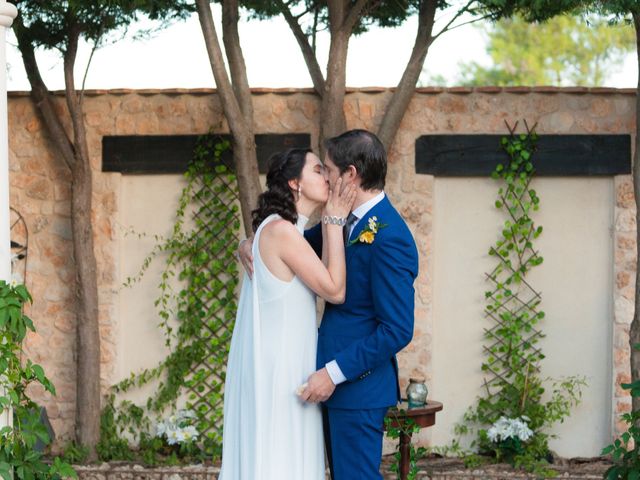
[399, 431, 412, 480]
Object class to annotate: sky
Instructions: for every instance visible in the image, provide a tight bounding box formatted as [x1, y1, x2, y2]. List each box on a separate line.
[4, 5, 638, 92]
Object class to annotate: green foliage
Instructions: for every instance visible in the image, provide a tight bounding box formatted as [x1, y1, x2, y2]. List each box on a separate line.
[602, 344, 640, 480]
[12, 0, 194, 52]
[384, 410, 427, 480]
[59, 442, 89, 465]
[456, 124, 585, 475]
[242, 0, 431, 34]
[0, 281, 76, 479]
[98, 133, 239, 464]
[457, 13, 634, 86]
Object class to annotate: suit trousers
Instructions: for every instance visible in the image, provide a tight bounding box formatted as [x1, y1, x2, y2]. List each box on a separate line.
[323, 405, 389, 480]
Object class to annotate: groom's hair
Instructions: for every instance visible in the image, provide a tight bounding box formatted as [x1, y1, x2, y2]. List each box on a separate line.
[324, 129, 386, 190]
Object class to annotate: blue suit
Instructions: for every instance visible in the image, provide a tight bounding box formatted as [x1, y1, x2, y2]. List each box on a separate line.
[305, 195, 418, 479]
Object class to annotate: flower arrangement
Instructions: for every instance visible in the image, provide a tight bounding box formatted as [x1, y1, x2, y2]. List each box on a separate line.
[487, 416, 533, 443]
[350, 216, 386, 245]
[155, 409, 199, 446]
[484, 416, 534, 462]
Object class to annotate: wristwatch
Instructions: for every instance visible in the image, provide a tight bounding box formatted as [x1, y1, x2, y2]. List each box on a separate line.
[322, 215, 347, 226]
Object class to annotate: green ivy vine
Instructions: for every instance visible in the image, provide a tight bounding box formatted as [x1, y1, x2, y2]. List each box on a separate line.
[96, 134, 239, 464]
[384, 410, 427, 480]
[0, 281, 77, 479]
[602, 344, 640, 479]
[455, 122, 586, 475]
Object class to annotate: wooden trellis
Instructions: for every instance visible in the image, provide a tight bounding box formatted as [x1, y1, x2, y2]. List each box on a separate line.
[481, 121, 546, 406]
[181, 140, 240, 453]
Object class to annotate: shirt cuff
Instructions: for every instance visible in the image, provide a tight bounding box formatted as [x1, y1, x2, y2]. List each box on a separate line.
[325, 360, 347, 385]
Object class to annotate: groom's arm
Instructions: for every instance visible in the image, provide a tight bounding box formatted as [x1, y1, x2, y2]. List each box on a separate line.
[333, 232, 418, 381]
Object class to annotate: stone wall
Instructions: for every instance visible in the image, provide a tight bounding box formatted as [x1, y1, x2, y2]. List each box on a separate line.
[7, 86, 636, 449]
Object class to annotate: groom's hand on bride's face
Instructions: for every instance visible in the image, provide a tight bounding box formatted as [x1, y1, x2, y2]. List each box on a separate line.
[300, 368, 335, 403]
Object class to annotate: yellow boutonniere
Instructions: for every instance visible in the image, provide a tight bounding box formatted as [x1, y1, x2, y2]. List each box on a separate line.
[350, 216, 387, 245]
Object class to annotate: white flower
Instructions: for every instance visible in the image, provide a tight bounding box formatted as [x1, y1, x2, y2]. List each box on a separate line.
[181, 425, 199, 442]
[487, 416, 533, 443]
[368, 216, 378, 233]
[155, 421, 167, 437]
[166, 428, 181, 445]
[156, 409, 199, 445]
[177, 409, 197, 421]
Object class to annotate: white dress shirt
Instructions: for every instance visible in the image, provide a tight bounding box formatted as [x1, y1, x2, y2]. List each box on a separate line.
[325, 191, 386, 385]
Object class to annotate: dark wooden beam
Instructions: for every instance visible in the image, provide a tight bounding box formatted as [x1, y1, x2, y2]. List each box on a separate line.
[102, 133, 311, 174]
[415, 135, 631, 176]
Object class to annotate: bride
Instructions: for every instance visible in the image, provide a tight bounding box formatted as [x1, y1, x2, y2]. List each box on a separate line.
[219, 148, 355, 480]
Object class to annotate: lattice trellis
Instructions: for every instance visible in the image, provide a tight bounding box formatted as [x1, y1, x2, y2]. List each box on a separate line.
[480, 121, 546, 413]
[103, 136, 241, 460]
[181, 137, 240, 454]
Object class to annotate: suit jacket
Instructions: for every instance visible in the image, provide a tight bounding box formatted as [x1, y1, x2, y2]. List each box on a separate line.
[305, 195, 419, 409]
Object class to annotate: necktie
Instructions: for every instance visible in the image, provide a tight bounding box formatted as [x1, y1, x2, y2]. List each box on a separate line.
[344, 213, 358, 245]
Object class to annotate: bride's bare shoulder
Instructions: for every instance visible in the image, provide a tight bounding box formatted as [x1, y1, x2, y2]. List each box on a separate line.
[261, 218, 298, 240]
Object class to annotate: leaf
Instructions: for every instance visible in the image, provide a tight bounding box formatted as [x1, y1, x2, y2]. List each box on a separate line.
[0, 463, 10, 480]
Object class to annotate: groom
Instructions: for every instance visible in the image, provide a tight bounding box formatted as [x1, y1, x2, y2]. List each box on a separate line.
[299, 129, 419, 480]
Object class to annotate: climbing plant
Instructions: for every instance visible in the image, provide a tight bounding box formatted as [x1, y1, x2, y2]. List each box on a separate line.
[97, 134, 240, 463]
[456, 122, 585, 474]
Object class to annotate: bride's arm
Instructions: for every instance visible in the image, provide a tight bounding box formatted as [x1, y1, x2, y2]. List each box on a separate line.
[280, 179, 355, 303]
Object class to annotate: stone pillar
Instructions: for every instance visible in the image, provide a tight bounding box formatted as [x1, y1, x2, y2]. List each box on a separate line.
[0, 0, 18, 433]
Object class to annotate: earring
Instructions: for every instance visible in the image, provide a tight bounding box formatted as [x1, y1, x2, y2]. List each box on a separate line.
[298, 185, 302, 195]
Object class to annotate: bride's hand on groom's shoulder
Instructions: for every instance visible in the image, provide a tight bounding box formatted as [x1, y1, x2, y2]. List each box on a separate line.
[237, 236, 254, 278]
[299, 367, 335, 403]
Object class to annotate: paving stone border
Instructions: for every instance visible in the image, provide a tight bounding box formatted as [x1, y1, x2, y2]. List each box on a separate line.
[72, 457, 610, 480]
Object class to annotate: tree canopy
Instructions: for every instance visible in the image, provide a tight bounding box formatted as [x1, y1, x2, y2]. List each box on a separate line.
[13, 0, 194, 51]
[455, 14, 634, 86]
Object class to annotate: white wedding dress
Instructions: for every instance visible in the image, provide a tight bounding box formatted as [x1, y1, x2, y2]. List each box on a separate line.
[219, 214, 325, 480]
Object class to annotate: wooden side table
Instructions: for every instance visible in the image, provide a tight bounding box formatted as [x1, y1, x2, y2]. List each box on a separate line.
[384, 400, 443, 480]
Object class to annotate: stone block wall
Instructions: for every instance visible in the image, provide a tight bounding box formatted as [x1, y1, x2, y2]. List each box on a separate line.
[7, 86, 636, 448]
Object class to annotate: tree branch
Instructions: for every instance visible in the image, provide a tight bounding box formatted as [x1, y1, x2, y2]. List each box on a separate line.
[221, 0, 254, 127]
[63, 25, 86, 151]
[195, 0, 247, 134]
[12, 17, 75, 170]
[79, 31, 103, 110]
[433, 12, 493, 42]
[196, 0, 261, 233]
[278, 0, 325, 95]
[431, 0, 475, 40]
[343, 0, 370, 33]
[377, 0, 438, 151]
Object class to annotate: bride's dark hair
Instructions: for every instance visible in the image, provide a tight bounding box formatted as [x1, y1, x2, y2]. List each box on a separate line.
[251, 148, 312, 232]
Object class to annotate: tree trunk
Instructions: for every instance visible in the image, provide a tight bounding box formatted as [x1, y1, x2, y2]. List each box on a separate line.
[319, 28, 349, 155]
[377, 0, 437, 152]
[221, 0, 254, 126]
[13, 19, 75, 168]
[319, 0, 369, 155]
[630, 11, 640, 413]
[278, 1, 325, 96]
[14, 19, 101, 456]
[64, 28, 101, 457]
[196, 0, 261, 234]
